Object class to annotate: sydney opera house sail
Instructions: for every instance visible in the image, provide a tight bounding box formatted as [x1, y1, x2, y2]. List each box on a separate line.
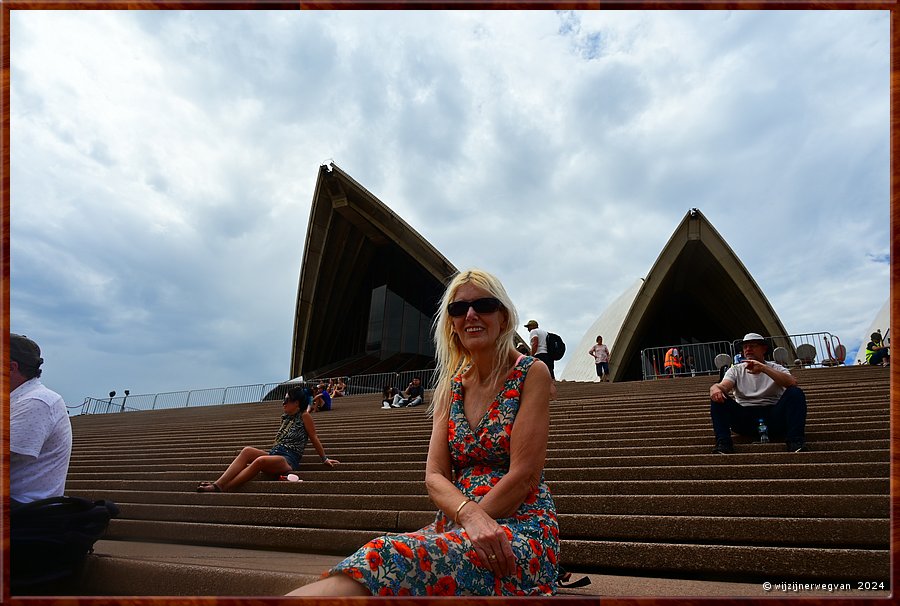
[562, 209, 789, 383]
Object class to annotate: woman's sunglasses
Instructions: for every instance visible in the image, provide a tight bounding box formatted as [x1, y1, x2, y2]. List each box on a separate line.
[447, 297, 502, 317]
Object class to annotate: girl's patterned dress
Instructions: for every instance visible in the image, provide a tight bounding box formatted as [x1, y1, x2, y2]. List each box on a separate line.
[326, 355, 559, 596]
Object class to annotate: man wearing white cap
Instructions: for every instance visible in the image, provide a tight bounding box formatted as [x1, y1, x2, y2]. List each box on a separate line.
[709, 332, 808, 453]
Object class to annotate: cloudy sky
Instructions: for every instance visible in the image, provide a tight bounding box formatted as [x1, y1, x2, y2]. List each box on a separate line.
[10, 10, 889, 409]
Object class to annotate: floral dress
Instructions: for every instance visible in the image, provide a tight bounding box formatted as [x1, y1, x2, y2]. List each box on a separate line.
[326, 355, 559, 596]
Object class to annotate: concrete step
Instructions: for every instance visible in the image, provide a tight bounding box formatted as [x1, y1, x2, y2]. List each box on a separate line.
[66, 448, 889, 474]
[102, 519, 890, 581]
[82, 540, 887, 597]
[66, 477, 890, 496]
[103, 503, 889, 548]
[67, 489, 890, 519]
[563, 540, 890, 581]
[64, 461, 891, 483]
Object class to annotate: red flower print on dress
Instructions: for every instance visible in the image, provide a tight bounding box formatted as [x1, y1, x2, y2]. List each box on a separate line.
[365, 551, 383, 570]
[435, 536, 449, 553]
[503, 389, 519, 399]
[547, 547, 557, 565]
[392, 540, 414, 558]
[473, 485, 491, 497]
[529, 557, 540, 576]
[378, 586, 393, 596]
[429, 576, 457, 595]
[417, 546, 431, 565]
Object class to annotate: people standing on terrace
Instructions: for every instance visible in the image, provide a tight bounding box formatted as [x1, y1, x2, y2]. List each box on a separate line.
[196, 387, 338, 492]
[709, 333, 808, 454]
[289, 268, 559, 596]
[588, 335, 611, 382]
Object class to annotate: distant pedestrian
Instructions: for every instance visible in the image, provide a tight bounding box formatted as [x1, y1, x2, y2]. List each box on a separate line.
[865, 332, 890, 366]
[664, 347, 682, 378]
[381, 385, 398, 409]
[588, 336, 611, 382]
[392, 377, 425, 407]
[525, 320, 554, 379]
[313, 383, 333, 411]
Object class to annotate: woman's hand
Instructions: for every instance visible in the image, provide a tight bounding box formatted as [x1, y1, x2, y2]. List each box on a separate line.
[323, 457, 339, 467]
[458, 502, 517, 579]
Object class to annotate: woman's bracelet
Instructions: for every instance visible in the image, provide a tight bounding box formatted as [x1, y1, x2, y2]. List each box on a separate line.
[454, 499, 472, 525]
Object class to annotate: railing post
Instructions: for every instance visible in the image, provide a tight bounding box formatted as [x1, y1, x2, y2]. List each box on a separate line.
[185, 391, 192, 407]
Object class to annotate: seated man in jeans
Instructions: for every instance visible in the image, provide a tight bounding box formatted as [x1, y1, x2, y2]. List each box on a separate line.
[391, 377, 425, 408]
[709, 333, 808, 454]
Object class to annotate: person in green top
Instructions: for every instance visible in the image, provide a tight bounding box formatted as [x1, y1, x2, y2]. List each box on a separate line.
[865, 332, 890, 366]
[196, 386, 339, 492]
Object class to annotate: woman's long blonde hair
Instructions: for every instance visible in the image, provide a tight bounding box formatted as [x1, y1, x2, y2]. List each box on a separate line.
[429, 269, 520, 416]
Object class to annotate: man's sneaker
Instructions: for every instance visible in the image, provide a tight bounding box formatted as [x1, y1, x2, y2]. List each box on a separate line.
[786, 441, 808, 452]
[381, 403, 391, 409]
[712, 440, 734, 454]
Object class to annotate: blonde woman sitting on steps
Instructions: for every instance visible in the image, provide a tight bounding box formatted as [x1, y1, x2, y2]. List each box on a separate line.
[288, 268, 558, 596]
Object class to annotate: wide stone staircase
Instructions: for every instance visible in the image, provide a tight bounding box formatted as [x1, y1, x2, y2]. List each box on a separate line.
[59, 364, 890, 596]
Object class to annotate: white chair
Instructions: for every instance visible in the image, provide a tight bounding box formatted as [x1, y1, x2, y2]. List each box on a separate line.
[773, 346, 791, 367]
[714, 353, 731, 369]
[795, 344, 817, 367]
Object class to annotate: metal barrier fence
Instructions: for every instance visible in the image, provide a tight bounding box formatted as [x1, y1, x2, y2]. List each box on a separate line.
[80, 369, 438, 415]
[641, 331, 845, 380]
[641, 340, 733, 380]
[81, 381, 287, 415]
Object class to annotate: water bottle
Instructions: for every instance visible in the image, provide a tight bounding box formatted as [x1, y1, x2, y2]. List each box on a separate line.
[757, 418, 770, 443]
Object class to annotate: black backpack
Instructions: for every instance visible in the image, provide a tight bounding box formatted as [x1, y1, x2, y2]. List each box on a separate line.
[546, 332, 566, 361]
[11, 496, 119, 590]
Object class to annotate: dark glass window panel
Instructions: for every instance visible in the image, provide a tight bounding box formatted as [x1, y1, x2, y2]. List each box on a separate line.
[383, 288, 403, 353]
[366, 285, 386, 353]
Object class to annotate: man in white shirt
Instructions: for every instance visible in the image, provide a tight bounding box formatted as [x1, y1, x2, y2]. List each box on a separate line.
[709, 333, 807, 454]
[525, 319, 554, 379]
[10, 334, 72, 506]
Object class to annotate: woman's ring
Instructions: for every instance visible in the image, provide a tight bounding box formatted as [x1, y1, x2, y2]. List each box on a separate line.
[489, 554, 497, 561]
